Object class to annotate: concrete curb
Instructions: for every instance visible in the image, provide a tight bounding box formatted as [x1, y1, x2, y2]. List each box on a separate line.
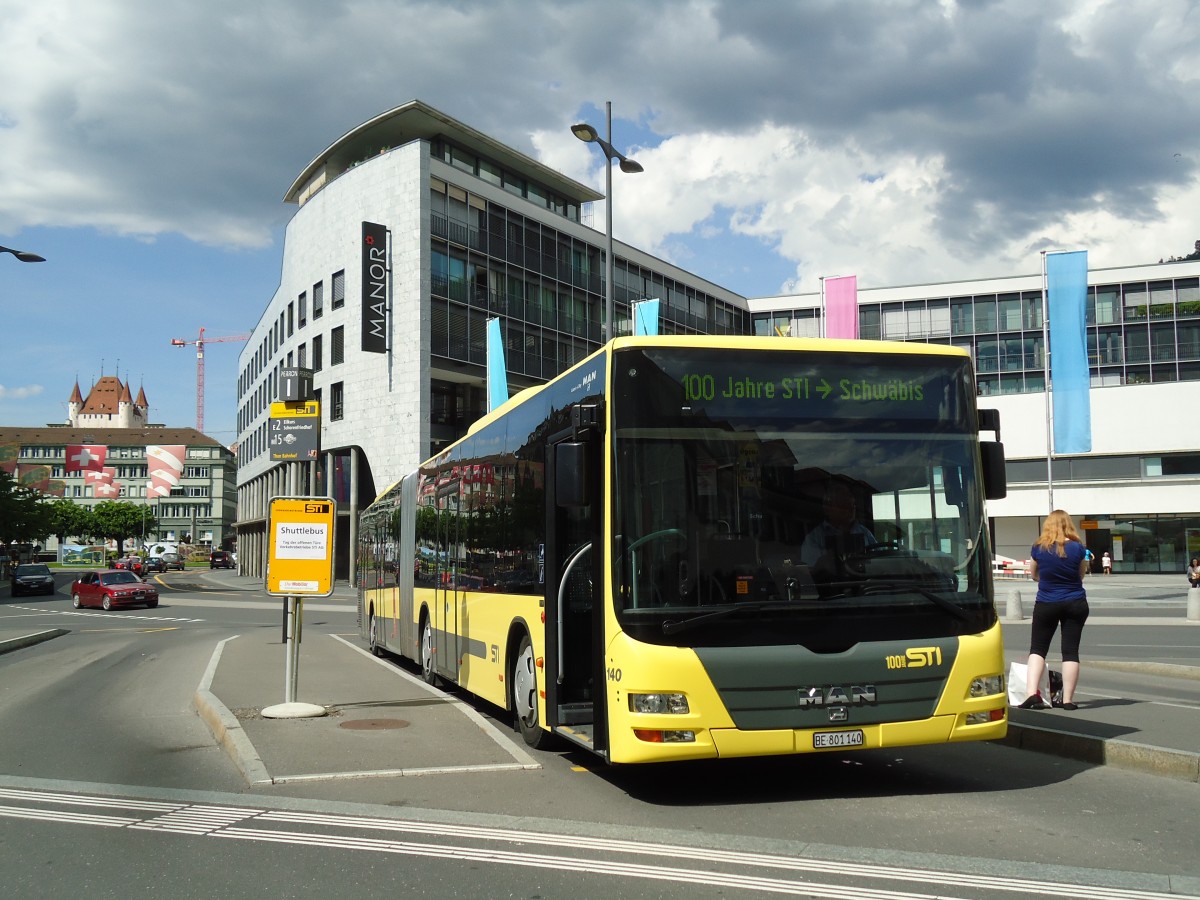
[1003, 722, 1200, 783]
[0, 628, 69, 655]
[192, 635, 273, 786]
[1088, 659, 1200, 681]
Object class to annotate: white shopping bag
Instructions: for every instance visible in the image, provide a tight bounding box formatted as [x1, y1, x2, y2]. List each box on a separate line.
[1007, 660, 1060, 706]
[1006, 661, 1029, 706]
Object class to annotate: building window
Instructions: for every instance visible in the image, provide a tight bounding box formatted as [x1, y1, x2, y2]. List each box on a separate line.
[314, 282, 324, 319]
[298, 343, 307, 367]
[332, 326, 344, 365]
[287, 302, 294, 337]
[332, 270, 345, 309]
[298, 291, 307, 327]
[331, 382, 344, 421]
[313, 334, 323, 372]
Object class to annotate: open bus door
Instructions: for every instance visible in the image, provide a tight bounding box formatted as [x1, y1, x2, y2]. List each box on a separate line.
[544, 403, 607, 756]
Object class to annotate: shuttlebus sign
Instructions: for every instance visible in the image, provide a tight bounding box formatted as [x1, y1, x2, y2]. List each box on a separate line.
[266, 497, 335, 597]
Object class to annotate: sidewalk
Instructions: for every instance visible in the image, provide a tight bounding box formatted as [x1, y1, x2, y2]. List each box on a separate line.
[194, 626, 540, 786]
[1001, 660, 1200, 783]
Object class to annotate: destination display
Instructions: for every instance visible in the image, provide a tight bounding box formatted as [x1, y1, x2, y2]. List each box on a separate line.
[618, 348, 974, 426]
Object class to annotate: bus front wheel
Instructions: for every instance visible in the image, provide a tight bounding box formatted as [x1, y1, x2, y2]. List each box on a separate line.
[512, 634, 550, 748]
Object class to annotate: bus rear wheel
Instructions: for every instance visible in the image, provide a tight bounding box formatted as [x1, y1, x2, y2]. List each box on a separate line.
[512, 634, 550, 749]
[420, 615, 438, 685]
[369, 613, 382, 656]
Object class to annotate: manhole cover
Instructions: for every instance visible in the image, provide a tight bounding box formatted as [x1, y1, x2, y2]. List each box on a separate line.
[339, 718, 410, 730]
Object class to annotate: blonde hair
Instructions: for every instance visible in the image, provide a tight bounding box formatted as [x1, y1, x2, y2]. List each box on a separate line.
[1036, 509, 1082, 557]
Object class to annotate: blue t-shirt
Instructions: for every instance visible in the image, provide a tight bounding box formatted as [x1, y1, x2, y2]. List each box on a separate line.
[1030, 541, 1087, 603]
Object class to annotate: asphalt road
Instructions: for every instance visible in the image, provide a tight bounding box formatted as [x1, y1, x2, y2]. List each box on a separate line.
[0, 571, 1198, 899]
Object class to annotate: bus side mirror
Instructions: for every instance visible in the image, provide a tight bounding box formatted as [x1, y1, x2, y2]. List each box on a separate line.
[981, 441, 1007, 500]
[555, 442, 590, 507]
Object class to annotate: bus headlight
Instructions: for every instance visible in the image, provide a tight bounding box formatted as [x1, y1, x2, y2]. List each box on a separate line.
[628, 692, 690, 714]
[969, 675, 1003, 698]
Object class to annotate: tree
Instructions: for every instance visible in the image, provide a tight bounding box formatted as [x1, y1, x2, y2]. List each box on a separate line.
[91, 501, 158, 554]
[0, 469, 53, 549]
[46, 498, 97, 549]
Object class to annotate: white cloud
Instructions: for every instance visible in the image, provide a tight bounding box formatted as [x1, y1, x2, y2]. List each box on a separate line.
[1, 0, 1198, 290]
[0, 384, 44, 400]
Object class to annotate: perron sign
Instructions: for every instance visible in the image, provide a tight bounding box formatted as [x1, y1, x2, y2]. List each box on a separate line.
[361, 221, 388, 354]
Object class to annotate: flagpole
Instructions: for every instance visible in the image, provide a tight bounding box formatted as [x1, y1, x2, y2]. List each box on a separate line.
[819, 276, 826, 338]
[1041, 250, 1054, 512]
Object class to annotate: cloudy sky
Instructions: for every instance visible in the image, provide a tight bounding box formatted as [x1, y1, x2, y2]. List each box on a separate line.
[1, 0, 1197, 442]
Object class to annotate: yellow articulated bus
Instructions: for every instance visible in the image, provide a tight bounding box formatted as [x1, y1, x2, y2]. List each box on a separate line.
[358, 335, 1009, 764]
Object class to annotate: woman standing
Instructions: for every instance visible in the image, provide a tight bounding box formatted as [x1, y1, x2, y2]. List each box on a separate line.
[1019, 510, 1090, 710]
[1187, 558, 1200, 588]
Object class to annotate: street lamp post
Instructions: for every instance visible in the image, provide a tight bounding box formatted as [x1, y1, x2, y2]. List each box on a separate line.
[0, 245, 46, 263]
[571, 101, 643, 343]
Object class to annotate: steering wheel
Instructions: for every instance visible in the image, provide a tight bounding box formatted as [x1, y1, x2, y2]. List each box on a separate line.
[625, 528, 685, 554]
[862, 539, 905, 555]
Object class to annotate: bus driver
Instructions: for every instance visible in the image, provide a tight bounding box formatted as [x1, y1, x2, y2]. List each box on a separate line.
[799, 481, 876, 568]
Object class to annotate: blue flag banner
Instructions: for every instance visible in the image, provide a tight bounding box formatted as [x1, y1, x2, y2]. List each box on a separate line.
[1047, 250, 1091, 454]
[633, 298, 660, 336]
[486, 318, 508, 412]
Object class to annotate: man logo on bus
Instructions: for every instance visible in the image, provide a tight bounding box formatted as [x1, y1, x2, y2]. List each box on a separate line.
[798, 685, 877, 707]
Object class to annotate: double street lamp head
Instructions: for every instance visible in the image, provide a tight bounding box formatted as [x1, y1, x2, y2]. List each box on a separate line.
[0, 245, 46, 263]
[571, 121, 643, 173]
[572, 105, 644, 344]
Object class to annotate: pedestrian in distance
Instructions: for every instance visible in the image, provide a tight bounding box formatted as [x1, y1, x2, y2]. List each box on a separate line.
[1187, 557, 1200, 589]
[1102, 550, 1112, 575]
[1019, 509, 1090, 711]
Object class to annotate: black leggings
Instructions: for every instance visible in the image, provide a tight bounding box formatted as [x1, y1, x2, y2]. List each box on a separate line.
[1029, 597, 1090, 662]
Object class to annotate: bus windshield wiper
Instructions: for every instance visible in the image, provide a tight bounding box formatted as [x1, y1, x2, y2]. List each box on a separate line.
[864, 582, 974, 622]
[662, 601, 787, 636]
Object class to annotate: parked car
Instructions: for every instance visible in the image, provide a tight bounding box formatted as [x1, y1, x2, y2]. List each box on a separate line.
[11, 563, 56, 596]
[70, 570, 159, 610]
[161, 552, 184, 571]
[209, 550, 234, 569]
[143, 556, 167, 573]
[112, 557, 145, 576]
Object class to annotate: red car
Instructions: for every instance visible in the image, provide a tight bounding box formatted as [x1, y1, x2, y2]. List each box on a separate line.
[70, 570, 159, 610]
[113, 557, 145, 576]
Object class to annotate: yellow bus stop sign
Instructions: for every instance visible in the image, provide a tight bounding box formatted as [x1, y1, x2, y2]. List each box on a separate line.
[267, 497, 335, 597]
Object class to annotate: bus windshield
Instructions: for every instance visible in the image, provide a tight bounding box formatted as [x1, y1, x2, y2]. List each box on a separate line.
[611, 346, 994, 649]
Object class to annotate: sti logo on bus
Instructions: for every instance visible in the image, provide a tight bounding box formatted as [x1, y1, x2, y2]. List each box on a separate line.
[798, 685, 877, 707]
[884, 646, 944, 669]
[304, 502, 331, 514]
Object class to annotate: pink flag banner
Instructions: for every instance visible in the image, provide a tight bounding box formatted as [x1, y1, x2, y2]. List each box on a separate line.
[823, 275, 859, 339]
[146, 445, 186, 497]
[94, 479, 122, 498]
[84, 468, 112, 484]
[65, 444, 107, 474]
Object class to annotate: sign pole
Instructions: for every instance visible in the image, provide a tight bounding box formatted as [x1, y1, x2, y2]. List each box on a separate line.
[283, 595, 297, 703]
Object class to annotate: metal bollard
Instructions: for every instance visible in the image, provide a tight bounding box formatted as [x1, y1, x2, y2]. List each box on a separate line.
[1188, 586, 1200, 622]
[1006, 588, 1024, 620]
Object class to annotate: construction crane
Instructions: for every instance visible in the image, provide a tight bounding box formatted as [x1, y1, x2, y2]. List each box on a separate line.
[170, 327, 250, 432]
